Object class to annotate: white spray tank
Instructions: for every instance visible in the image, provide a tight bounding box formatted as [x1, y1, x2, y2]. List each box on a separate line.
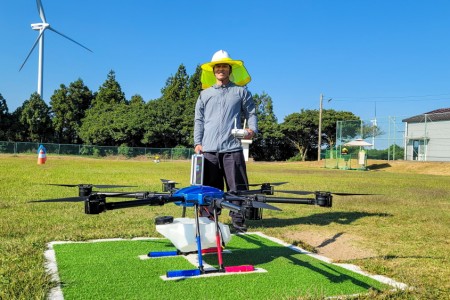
[156, 217, 231, 253]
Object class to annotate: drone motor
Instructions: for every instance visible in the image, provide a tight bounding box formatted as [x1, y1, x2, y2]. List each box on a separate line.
[79, 185, 93, 197]
[244, 206, 263, 220]
[260, 183, 274, 195]
[155, 216, 174, 225]
[242, 196, 264, 220]
[315, 192, 332, 207]
[162, 182, 176, 192]
[85, 194, 106, 214]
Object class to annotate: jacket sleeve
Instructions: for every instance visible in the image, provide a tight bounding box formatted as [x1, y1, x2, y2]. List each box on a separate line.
[194, 95, 204, 146]
[242, 89, 258, 134]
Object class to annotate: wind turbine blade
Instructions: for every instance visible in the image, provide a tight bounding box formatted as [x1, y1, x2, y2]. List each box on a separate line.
[36, 0, 47, 23]
[48, 27, 93, 52]
[19, 30, 45, 71]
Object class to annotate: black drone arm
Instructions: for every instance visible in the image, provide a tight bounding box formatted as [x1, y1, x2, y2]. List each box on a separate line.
[85, 193, 184, 214]
[208, 198, 242, 213]
[264, 192, 332, 207]
[104, 196, 179, 210]
[94, 192, 153, 198]
[227, 191, 332, 208]
[264, 196, 316, 205]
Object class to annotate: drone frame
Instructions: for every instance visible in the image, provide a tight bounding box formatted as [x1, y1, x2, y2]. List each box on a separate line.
[33, 180, 378, 278]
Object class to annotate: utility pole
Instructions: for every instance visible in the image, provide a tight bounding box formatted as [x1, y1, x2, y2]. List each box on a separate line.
[318, 93, 323, 161]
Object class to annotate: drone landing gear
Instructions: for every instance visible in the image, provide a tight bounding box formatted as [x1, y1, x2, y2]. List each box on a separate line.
[150, 204, 256, 279]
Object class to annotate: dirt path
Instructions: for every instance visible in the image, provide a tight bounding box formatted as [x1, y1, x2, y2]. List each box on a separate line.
[285, 230, 377, 262]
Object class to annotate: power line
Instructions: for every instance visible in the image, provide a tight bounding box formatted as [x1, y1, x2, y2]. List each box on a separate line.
[331, 96, 450, 103]
[329, 93, 450, 100]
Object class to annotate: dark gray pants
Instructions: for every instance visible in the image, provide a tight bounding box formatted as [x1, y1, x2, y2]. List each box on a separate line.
[201, 151, 249, 222]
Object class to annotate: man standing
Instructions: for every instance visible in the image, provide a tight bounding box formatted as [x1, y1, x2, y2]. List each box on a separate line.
[194, 50, 258, 232]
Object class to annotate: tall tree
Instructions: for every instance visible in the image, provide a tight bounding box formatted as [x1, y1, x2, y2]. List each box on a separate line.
[142, 64, 190, 147]
[0, 93, 7, 117]
[7, 107, 26, 141]
[79, 102, 144, 146]
[129, 94, 145, 106]
[92, 70, 126, 107]
[182, 65, 202, 146]
[127, 94, 147, 147]
[142, 99, 174, 147]
[0, 93, 9, 140]
[361, 121, 384, 139]
[50, 79, 93, 143]
[79, 71, 128, 145]
[19, 93, 53, 142]
[321, 109, 360, 150]
[251, 92, 294, 161]
[281, 109, 318, 161]
[281, 109, 362, 160]
[78, 104, 115, 145]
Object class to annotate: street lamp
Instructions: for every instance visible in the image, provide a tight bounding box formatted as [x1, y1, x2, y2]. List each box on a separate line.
[318, 94, 332, 161]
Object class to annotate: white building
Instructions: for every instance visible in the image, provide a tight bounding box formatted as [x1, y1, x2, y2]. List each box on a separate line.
[402, 108, 450, 161]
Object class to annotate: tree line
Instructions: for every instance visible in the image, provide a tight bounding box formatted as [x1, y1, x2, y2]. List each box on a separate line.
[0, 65, 369, 161]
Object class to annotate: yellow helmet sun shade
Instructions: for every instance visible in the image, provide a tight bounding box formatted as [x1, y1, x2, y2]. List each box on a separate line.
[200, 50, 251, 89]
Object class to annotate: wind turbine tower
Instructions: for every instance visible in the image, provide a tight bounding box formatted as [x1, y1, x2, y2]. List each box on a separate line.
[19, 0, 92, 99]
[370, 102, 377, 150]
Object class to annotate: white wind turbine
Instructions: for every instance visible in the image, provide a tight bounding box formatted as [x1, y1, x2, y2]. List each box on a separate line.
[19, 0, 92, 98]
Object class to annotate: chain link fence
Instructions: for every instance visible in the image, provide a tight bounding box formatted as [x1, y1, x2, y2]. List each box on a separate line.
[325, 113, 450, 166]
[3, 112, 450, 163]
[0, 141, 195, 160]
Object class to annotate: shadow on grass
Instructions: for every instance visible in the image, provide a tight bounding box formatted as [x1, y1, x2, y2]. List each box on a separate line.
[367, 163, 391, 170]
[249, 211, 392, 228]
[346, 254, 446, 262]
[221, 234, 382, 291]
[317, 232, 344, 248]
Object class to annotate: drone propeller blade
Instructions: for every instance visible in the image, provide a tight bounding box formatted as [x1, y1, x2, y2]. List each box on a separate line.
[19, 30, 45, 71]
[92, 184, 137, 189]
[30, 196, 85, 203]
[275, 190, 314, 195]
[268, 182, 289, 186]
[275, 189, 378, 196]
[47, 27, 93, 53]
[36, 0, 47, 23]
[332, 192, 379, 196]
[251, 201, 282, 211]
[223, 193, 282, 211]
[160, 179, 179, 184]
[245, 182, 289, 187]
[46, 183, 80, 187]
[45, 184, 136, 189]
[223, 193, 245, 201]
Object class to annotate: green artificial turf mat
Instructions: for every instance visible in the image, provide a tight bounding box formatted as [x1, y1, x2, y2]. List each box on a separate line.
[51, 234, 390, 300]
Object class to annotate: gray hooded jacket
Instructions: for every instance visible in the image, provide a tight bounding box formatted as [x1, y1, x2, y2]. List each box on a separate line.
[194, 82, 258, 153]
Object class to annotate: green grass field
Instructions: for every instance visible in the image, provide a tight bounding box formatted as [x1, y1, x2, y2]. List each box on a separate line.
[50, 234, 389, 300]
[0, 154, 449, 299]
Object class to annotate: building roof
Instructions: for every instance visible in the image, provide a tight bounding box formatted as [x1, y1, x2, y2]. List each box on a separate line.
[402, 108, 450, 123]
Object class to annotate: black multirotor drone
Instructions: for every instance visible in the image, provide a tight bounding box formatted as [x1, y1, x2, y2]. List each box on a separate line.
[32, 180, 372, 219]
[32, 159, 376, 278]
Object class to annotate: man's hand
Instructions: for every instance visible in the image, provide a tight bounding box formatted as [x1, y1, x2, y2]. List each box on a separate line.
[244, 129, 255, 139]
[194, 144, 203, 154]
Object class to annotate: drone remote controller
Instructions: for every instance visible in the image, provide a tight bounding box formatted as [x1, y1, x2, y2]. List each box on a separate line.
[231, 118, 247, 139]
[231, 128, 247, 139]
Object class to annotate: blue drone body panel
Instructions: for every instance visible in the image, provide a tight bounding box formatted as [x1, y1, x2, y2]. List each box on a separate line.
[173, 185, 224, 206]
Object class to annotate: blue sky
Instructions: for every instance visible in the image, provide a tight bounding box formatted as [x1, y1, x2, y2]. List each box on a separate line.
[1, 0, 450, 123]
